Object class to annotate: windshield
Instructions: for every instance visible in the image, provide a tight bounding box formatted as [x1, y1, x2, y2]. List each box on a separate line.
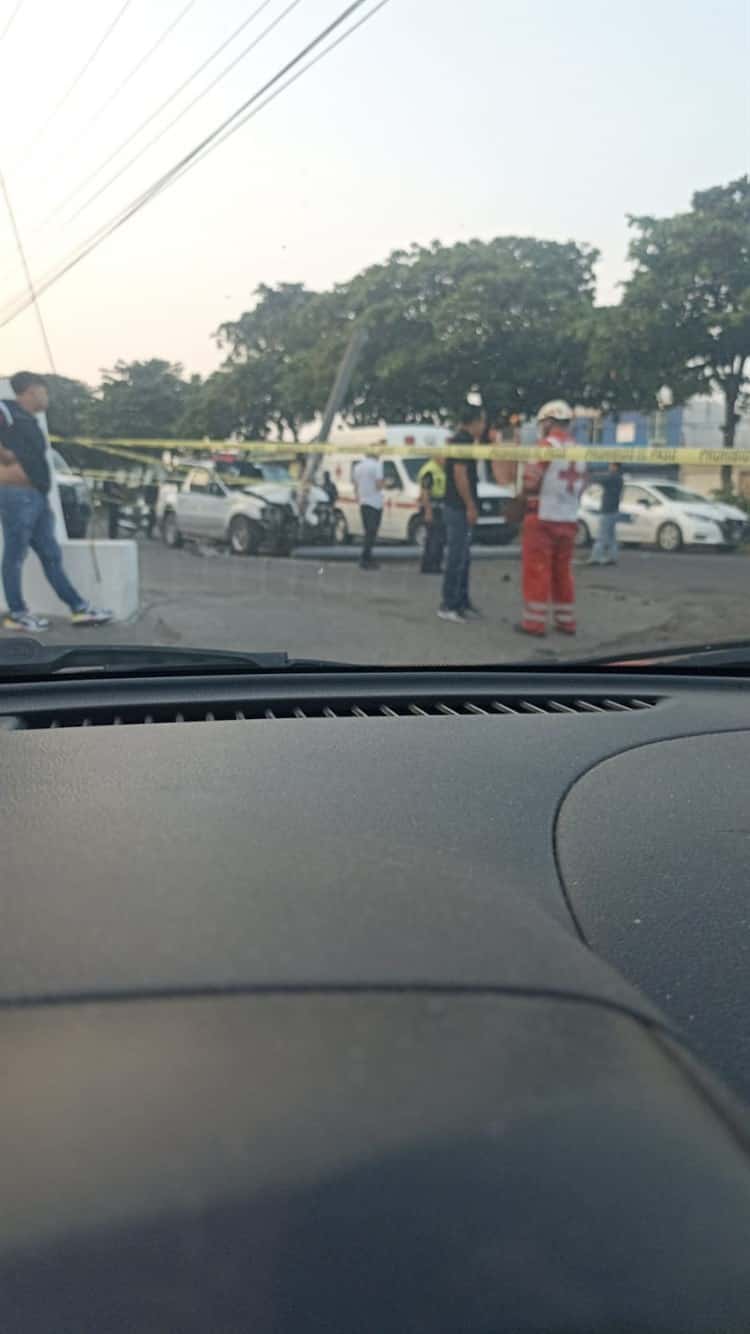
[50, 449, 71, 474]
[0, 2, 747, 667]
[651, 485, 717, 505]
[401, 458, 430, 483]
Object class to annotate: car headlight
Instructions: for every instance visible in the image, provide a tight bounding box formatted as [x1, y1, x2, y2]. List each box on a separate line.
[685, 511, 716, 523]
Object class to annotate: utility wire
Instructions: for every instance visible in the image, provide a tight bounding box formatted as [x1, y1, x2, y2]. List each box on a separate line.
[0, 0, 24, 42]
[19, 0, 134, 159]
[69, 0, 303, 224]
[0, 170, 56, 370]
[0, 0, 390, 329]
[0, 0, 200, 288]
[46, 0, 277, 222]
[76, 0, 198, 133]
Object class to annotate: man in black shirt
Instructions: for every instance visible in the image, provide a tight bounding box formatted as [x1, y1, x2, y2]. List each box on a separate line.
[0, 372, 112, 632]
[438, 404, 485, 623]
[589, 463, 624, 566]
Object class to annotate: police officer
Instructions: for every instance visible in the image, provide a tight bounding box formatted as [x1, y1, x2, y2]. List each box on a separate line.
[417, 455, 446, 574]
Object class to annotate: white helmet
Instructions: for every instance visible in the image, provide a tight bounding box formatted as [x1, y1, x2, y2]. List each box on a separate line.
[537, 399, 573, 423]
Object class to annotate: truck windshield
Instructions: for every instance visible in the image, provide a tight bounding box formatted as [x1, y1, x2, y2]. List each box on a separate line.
[401, 458, 430, 482]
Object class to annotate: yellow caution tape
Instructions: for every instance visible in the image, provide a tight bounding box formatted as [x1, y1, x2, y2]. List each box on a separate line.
[52, 437, 750, 467]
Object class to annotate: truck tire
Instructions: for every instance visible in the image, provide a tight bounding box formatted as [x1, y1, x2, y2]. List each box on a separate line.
[229, 515, 261, 556]
[333, 510, 351, 545]
[162, 511, 183, 548]
[407, 515, 427, 550]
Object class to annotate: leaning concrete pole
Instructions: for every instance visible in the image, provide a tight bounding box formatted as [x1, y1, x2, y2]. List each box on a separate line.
[301, 324, 368, 489]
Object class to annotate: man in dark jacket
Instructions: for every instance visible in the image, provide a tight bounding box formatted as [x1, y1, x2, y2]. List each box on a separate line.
[438, 404, 485, 623]
[0, 372, 112, 632]
[589, 463, 624, 566]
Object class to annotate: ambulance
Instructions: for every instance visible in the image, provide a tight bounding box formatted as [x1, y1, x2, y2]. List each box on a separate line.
[323, 424, 517, 547]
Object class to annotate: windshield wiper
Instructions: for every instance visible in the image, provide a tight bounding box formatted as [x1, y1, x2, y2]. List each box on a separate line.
[570, 638, 750, 670]
[0, 639, 345, 677]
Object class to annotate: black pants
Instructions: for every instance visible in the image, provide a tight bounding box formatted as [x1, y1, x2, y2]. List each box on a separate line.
[421, 505, 445, 573]
[360, 504, 382, 565]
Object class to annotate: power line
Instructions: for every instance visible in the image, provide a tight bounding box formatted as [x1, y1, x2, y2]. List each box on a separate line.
[0, 0, 24, 42]
[69, 0, 304, 225]
[0, 170, 56, 370]
[45, 0, 277, 222]
[76, 0, 198, 133]
[19, 0, 134, 158]
[0, 0, 391, 329]
[0, 0, 201, 290]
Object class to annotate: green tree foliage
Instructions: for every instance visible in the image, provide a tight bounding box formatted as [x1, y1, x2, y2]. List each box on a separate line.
[316, 238, 599, 424]
[215, 283, 326, 440]
[43, 374, 95, 438]
[88, 359, 193, 439]
[623, 177, 750, 455]
[41, 183, 748, 445]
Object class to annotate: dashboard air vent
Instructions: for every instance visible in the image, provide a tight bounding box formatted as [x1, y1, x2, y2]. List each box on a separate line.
[11, 696, 658, 729]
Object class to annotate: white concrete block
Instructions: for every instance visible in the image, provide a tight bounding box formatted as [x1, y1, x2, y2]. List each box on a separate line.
[0, 538, 139, 621]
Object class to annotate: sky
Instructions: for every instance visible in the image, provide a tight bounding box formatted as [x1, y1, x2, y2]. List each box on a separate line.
[0, 0, 747, 385]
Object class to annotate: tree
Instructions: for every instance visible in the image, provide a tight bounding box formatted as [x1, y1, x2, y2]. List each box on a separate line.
[88, 359, 192, 438]
[216, 284, 327, 439]
[44, 374, 95, 438]
[293, 237, 599, 425]
[623, 177, 750, 479]
[581, 305, 686, 420]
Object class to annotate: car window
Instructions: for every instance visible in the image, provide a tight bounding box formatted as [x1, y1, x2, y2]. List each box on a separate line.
[383, 461, 402, 490]
[189, 470, 212, 494]
[652, 484, 711, 504]
[623, 485, 659, 507]
[401, 457, 430, 483]
[50, 449, 71, 473]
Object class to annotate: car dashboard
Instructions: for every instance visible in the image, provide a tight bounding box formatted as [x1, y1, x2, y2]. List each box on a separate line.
[1, 665, 749, 1332]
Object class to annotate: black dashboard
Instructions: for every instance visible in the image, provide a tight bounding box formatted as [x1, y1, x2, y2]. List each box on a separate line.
[1, 666, 749, 1332]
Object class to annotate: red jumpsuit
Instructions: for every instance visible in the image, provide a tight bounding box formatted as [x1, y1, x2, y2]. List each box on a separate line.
[520, 434, 586, 636]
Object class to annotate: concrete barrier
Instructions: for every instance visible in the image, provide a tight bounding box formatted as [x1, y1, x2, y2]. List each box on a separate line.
[0, 376, 140, 622]
[0, 537, 139, 621]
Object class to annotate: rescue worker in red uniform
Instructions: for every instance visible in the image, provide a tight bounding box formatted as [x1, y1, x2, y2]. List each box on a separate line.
[517, 400, 586, 637]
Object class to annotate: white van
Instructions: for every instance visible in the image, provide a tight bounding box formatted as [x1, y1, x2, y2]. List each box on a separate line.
[324, 425, 516, 547]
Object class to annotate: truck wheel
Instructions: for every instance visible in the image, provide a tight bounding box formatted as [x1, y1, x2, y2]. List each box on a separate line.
[575, 519, 591, 549]
[407, 515, 427, 550]
[162, 511, 183, 548]
[333, 510, 351, 545]
[229, 515, 260, 556]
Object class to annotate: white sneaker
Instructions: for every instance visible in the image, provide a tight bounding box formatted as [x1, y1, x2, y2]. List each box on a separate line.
[437, 609, 466, 624]
[3, 611, 49, 632]
[71, 605, 113, 627]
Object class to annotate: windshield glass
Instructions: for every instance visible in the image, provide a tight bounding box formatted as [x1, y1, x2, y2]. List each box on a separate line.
[652, 485, 716, 505]
[0, 2, 747, 666]
[401, 458, 429, 483]
[50, 450, 71, 474]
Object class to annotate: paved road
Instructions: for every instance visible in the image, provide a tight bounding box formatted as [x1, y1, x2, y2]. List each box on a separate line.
[22, 537, 750, 665]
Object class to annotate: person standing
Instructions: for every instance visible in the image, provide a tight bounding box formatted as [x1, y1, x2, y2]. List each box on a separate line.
[588, 463, 623, 566]
[517, 400, 586, 637]
[322, 470, 339, 506]
[0, 372, 112, 632]
[352, 451, 384, 570]
[416, 455, 446, 573]
[438, 404, 485, 623]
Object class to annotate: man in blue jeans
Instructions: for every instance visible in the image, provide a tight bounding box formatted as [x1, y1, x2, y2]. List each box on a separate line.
[438, 404, 485, 624]
[588, 462, 624, 566]
[0, 372, 111, 632]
